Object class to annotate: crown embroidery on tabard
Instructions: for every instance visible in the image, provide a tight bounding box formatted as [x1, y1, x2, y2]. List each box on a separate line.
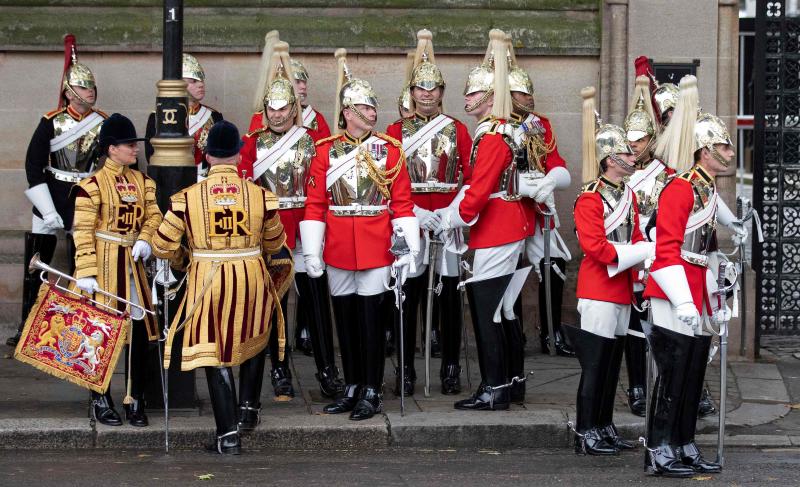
[114, 180, 138, 203]
[210, 178, 241, 206]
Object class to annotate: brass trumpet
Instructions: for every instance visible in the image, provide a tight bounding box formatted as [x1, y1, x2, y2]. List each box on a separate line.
[28, 253, 154, 321]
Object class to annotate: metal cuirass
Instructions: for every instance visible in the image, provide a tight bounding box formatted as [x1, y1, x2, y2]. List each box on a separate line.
[681, 177, 717, 256]
[328, 139, 389, 207]
[470, 129, 519, 201]
[50, 111, 102, 173]
[598, 181, 633, 244]
[403, 116, 460, 190]
[632, 161, 670, 221]
[256, 131, 314, 207]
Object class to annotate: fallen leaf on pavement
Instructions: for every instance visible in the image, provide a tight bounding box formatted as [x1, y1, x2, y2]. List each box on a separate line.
[692, 476, 712, 481]
[197, 473, 214, 480]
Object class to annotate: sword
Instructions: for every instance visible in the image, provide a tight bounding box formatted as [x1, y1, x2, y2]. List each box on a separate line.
[389, 228, 412, 416]
[539, 205, 557, 356]
[152, 258, 178, 454]
[459, 255, 472, 391]
[710, 260, 738, 467]
[423, 235, 442, 398]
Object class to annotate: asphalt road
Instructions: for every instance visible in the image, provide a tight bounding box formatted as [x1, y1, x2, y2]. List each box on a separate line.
[1, 447, 799, 486]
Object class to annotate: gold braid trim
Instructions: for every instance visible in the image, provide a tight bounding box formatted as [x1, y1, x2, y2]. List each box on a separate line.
[315, 133, 341, 147]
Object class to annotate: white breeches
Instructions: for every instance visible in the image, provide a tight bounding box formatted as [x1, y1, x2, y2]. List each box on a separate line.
[327, 265, 390, 297]
[650, 297, 710, 337]
[577, 298, 631, 339]
[472, 240, 525, 280]
[524, 226, 570, 264]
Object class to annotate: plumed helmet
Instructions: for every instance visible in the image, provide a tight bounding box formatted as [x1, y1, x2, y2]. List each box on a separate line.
[624, 95, 657, 142]
[182, 53, 205, 81]
[508, 65, 534, 95]
[694, 112, 733, 152]
[290, 58, 309, 81]
[653, 82, 679, 122]
[596, 123, 634, 162]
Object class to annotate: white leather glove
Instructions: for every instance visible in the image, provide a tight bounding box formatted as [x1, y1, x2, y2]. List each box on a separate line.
[76, 277, 99, 294]
[413, 206, 441, 232]
[392, 253, 416, 285]
[131, 240, 152, 262]
[304, 256, 324, 278]
[730, 221, 748, 246]
[675, 302, 700, 330]
[41, 212, 65, 231]
[530, 174, 557, 203]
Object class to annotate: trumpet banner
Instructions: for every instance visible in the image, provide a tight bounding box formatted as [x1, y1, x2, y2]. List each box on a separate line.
[14, 283, 128, 394]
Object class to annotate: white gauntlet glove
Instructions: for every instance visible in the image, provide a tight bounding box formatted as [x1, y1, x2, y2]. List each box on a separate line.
[131, 240, 152, 262]
[675, 302, 700, 330]
[413, 206, 441, 232]
[76, 277, 99, 294]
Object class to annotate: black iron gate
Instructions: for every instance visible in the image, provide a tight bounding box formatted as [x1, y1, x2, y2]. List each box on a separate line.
[754, 0, 800, 342]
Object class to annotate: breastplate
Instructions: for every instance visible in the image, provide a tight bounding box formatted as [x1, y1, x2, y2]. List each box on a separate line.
[329, 139, 389, 207]
[681, 179, 717, 255]
[256, 131, 313, 202]
[631, 161, 670, 220]
[403, 117, 460, 189]
[470, 131, 519, 201]
[598, 182, 633, 244]
[50, 112, 102, 173]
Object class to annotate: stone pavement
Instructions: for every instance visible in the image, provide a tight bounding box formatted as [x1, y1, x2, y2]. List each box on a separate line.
[0, 329, 795, 451]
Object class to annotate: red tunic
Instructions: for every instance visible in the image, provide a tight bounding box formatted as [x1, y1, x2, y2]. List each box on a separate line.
[517, 113, 567, 235]
[248, 107, 331, 143]
[237, 128, 305, 250]
[458, 124, 529, 249]
[643, 172, 712, 313]
[303, 132, 415, 270]
[574, 180, 644, 304]
[385, 115, 474, 211]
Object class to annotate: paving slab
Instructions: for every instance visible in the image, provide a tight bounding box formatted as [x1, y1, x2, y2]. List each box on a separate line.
[725, 402, 791, 428]
[696, 434, 793, 447]
[731, 362, 784, 381]
[737, 378, 791, 403]
[0, 418, 93, 449]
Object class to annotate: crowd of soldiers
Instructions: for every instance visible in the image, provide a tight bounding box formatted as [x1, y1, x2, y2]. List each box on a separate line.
[8, 28, 745, 477]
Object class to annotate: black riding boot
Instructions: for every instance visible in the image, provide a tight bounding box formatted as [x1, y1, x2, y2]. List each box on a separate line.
[296, 272, 344, 398]
[539, 258, 572, 356]
[350, 292, 386, 420]
[698, 387, 717, 417]
[502, 313, 526, 404]
[294, 278, 313, 356]
[269, 294, 294, 400]
[598, 335, 634, 449]
[205, 367, 241, 454]
[562, 325, 617, 455]
[455, 274, 511, 411]
[677, 335, 721, 473]
[439, 276, 463, 395]
[123, 319, 149, 427]
[625, 292, 648, 417]
[90, 389, 122, 426]
[324, 294, 361, 414]
[395, 274, 424, 397]
[237, 347, 266, 431]
[7, 233, 58, 347]
[643, 324, 695, 477]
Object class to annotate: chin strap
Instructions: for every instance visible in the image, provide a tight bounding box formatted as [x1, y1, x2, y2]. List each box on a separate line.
[345, 103, 375, 127]
[465, 89, 494, 113]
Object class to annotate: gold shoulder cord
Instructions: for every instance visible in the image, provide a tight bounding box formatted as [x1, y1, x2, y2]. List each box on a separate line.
[525, 129, 557, 172]
[355, 145, 404, 200]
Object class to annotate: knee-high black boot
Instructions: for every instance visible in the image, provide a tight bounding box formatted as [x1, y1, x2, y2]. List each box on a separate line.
[7, 233, 58, 347]
[677, 335, 721, 473]
[539, 258, 572, 356]
[205, 366, 241, 454]
[502, 313, 526, 404]
[626, 292, 648, 417]
[296, 271, 343, 398]
[395, 274, 424, 397]
[562, 325, 617, 455]
[268, 294, 294, 400]
[455, 274, 511, 411]
[598, 335, 634, 449]
[643, 325, 695, 477]
[294, 275, 313, 356]
[324, 294, 360, 414]
[350, 292, 387, 420]
[439, 276, 463, 395]
[237, 347, 266, 431]
[123, 319, 150, 427]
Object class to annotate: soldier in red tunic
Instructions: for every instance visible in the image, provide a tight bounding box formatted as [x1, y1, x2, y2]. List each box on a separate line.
[433, 30, 528, 411]
[384, 30, 473, 396]
[563, 87, 654, 456]
[643, 75, 743, 477]
[300, 49, 418, 421]
[504, 37, 574, 364]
